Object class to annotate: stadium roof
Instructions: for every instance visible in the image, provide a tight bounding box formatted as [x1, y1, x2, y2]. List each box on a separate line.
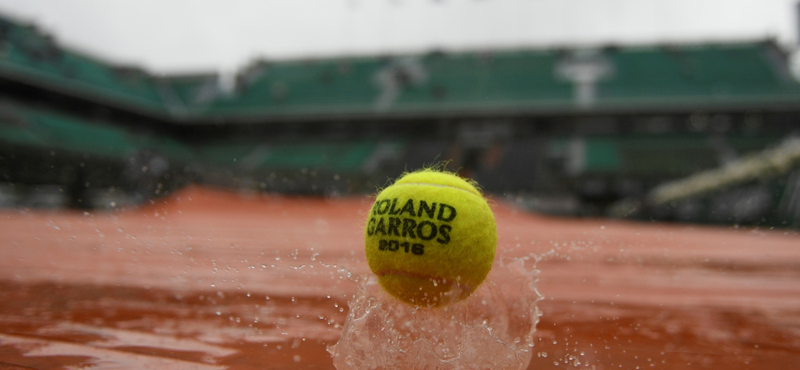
[2, 14, 800, 123]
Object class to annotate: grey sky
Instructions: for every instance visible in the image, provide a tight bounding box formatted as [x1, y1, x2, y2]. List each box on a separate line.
[0, 0, 796, 74]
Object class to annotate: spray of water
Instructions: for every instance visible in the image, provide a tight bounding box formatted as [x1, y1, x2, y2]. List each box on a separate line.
[328, 257, 541, 370]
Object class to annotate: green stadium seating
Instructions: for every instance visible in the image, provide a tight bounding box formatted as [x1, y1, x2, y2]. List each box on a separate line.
[0, 16, 167, 115]
[0, 14, 797, 182]
[0, 103, 191, 161]
[208, 58, 386, 117]
[601, 43, 800, 105]
[3, 11, 799, 120]
[0, 96, 394, 176]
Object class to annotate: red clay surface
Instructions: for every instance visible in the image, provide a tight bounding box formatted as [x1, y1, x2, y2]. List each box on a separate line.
[1, 186, 799, 369]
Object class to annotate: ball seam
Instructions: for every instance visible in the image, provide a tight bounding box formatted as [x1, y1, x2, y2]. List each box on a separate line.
[391, 182, 480, 197]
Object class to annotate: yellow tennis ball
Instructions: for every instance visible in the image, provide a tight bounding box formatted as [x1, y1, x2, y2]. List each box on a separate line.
[364, 169, 497, 307]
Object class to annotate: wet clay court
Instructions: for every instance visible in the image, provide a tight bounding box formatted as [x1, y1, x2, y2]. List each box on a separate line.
[1, 186, 799, 369]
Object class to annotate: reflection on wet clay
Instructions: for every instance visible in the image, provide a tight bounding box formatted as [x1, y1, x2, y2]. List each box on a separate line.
[0, 280, 346, 370]
[0, 187, 798, 369]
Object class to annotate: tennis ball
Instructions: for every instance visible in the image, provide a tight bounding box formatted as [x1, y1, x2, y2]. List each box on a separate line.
[365, 169, 497, 307]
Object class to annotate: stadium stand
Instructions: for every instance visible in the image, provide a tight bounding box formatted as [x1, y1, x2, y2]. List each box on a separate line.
[1, 12, 799, 227]
[0, 15, 168, 116]
[207, 58, 386, 118]
[155, 73, 223, 117]
[0, 98, 195, 208]
[200, 45, 799, 120]
[196, 43, 800, 119]
[601, 42, 800, 107]
[3, 12, 799, 121]
[0, 101, 189, 161]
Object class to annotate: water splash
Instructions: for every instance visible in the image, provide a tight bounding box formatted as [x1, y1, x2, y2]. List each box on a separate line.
[328, 258, 541, 370]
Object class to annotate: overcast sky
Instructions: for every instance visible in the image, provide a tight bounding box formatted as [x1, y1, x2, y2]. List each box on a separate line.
[0, 0, 796, 74]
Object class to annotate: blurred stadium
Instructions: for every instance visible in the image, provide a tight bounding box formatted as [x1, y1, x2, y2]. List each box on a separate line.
[1, 11, 799, 228]
[2, 5, 800, 370]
